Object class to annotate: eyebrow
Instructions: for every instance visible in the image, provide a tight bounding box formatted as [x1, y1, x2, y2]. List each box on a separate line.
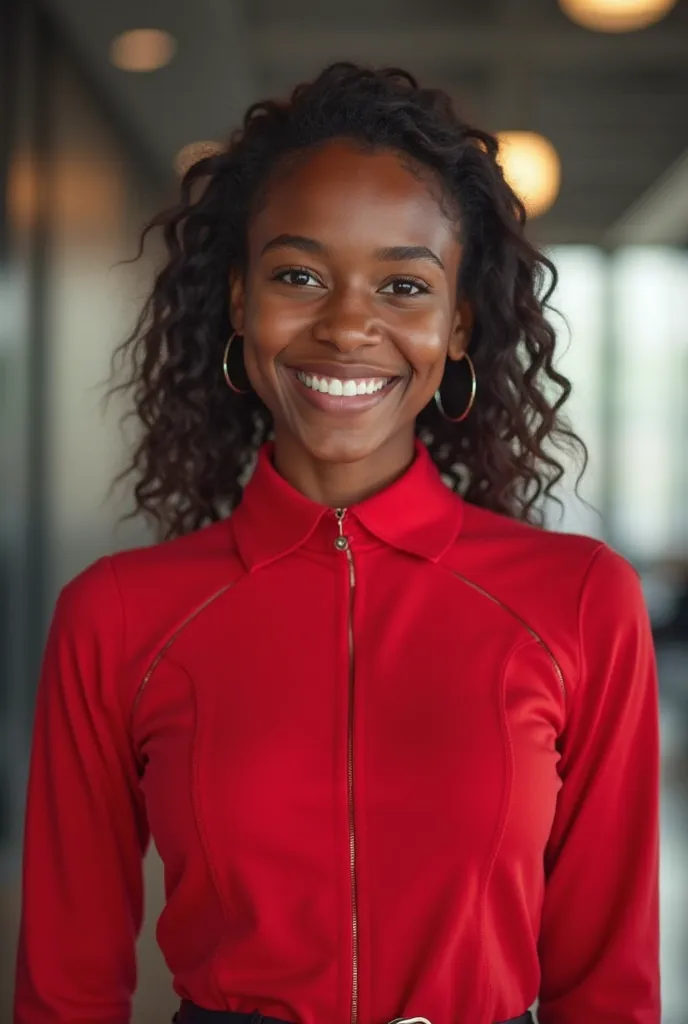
[261, 234, 326, 258]
[375, 245, 445, 270]
[260, 234, 445, 270]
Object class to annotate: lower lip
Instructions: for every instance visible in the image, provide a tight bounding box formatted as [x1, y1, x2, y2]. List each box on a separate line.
[286, 369, 401, 414]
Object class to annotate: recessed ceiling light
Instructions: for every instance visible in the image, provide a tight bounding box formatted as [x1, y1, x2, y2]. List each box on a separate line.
[174, 141, 224, 177]
[109, 29, 176, 72]
[496, 131, 562, 219]
[559, 0, 678, 32]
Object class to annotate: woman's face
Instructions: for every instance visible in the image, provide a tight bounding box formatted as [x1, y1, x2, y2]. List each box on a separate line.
[230, 139, 471, 467]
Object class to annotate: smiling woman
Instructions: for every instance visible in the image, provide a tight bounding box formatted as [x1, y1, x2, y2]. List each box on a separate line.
[15, 63, 660, 1024]
[226, 141, 472, 491]
[106, 63, 585, 531]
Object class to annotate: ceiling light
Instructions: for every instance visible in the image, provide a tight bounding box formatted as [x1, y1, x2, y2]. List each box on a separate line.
[174, 141, 224, 177]
[109, 29, 176, 72]
[558, 0, 678, 32]
[496, 131, 562, 219]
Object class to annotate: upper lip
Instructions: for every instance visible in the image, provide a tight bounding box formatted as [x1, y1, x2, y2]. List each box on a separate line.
[286, 362, 402, 379]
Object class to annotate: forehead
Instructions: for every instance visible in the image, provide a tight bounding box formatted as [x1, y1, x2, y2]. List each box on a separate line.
[249, 141, 460, 256]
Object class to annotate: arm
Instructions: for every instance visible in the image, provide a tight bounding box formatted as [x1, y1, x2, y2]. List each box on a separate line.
[14, 557, 149, 1024]
[537, 545, 660, 1024]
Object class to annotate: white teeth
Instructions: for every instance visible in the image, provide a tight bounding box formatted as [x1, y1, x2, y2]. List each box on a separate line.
[296, 372, 390, 397]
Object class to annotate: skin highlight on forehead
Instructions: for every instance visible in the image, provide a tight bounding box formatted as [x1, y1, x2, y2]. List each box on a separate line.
[249, 138, 462, 247]
[245, 143, 463, 292]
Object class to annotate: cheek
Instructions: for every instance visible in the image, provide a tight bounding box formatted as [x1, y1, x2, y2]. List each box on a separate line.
[395, 310, 451, 376]
[243, 292, 300, 370]
[244, 280, 315, 339]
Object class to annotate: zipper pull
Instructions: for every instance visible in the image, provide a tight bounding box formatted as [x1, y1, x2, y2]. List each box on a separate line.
[333, 508, 350, 551]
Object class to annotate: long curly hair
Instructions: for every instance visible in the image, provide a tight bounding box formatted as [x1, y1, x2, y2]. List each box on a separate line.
[108, 62, 587, 541]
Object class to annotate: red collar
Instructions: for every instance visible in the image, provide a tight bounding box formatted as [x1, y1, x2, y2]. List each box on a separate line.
[231, 442, 463, 570]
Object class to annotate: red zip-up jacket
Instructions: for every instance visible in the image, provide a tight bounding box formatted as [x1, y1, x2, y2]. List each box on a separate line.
[15, 441, 660, 1024]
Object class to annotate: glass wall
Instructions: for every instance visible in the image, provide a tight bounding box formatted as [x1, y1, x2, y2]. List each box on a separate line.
[610, 247, 688, 563]
[545, 244, 688, 570]
[0, 0, 160, 875]
[543, 245, 608, 539]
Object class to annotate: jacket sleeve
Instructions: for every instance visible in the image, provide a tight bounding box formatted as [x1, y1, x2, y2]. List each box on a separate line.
[14, 556, 149, 1024]
[537, 544, 661, 1024]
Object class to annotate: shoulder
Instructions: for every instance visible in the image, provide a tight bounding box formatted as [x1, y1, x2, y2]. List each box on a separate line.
[449, 499, 611, 597]
[576, 543, 650, 651]
[442, 500, 646, 696]
[54, 517, 245, 671]
[106, 515, 243, 601]
[459, 498, 603, 560]
[60, 517, 241, 606]
[460, 503, 644, 605]
[42, 519, 246, 725]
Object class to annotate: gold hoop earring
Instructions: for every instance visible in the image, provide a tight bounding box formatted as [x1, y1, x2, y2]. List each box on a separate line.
[434, 352, 476, 423]
[222, 332, 249, 394]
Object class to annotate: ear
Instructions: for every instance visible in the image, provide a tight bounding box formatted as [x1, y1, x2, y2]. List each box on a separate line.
[447, 299, 474, 362]
[229, 267, 246, 334]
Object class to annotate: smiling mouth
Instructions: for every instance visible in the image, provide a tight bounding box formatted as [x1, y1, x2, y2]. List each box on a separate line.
[296, 370, 394, 397]
[285, 367, 402, 414]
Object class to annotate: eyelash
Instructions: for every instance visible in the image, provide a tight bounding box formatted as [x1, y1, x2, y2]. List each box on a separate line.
[382, 276, 431, 296]
[272, 267, 431, 296]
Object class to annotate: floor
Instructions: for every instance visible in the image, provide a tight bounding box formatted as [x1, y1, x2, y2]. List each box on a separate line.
[2, 644, 687, 1023]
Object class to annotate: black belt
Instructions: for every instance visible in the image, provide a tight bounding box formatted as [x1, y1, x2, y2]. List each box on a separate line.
[175, 1005, 534, 1024]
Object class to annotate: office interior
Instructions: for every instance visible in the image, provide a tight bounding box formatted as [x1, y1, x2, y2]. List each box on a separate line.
[1, 0, 687, 1020]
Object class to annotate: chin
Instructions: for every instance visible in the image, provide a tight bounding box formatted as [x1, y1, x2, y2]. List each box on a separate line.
[299, 429, 383, 467]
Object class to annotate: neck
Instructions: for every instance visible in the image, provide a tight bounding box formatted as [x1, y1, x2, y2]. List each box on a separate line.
[272, 429, 416, 508]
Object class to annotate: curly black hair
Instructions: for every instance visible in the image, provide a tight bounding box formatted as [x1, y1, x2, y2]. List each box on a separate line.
[107, 62, 587, 541]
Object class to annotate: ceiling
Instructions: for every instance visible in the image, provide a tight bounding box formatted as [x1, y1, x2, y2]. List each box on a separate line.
[44, 0, 688, 244]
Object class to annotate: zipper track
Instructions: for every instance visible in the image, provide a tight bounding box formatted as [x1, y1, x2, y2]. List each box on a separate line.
[131, 581, 240, 721]
[448, 570, 566, 702]
[335, 508, 359, 1024]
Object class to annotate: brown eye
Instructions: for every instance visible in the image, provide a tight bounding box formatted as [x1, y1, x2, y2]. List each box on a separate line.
[274, 268, 322, 288]
[379, 277, 430, 297]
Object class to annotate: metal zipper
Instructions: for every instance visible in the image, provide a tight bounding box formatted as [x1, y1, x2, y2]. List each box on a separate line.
[448, 570, 566, 703]
[334, 507, 359, 1024]
[131, 580, 240, 721]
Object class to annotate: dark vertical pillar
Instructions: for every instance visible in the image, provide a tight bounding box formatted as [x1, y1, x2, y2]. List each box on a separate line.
[0, 0, 18, 258]
[0, 0, 54, 858]
[23, 7, 54, 704]
[0, 0, 20, 851]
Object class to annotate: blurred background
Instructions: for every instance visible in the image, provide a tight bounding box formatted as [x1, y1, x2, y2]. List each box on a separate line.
[1, 0, 687, 1020]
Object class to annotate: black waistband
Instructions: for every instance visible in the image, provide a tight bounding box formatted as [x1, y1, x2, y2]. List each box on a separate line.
[175, 1004, 534, 1024]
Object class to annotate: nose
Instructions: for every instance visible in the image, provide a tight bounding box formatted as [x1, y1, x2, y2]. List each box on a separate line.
[311, 288, 382, 353]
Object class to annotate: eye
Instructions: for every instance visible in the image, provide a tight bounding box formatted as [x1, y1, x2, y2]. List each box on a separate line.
[272, 267, 323, 288]
[379, 277, 431, 297]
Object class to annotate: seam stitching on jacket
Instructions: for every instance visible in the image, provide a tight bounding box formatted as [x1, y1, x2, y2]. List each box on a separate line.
[129, 576, 244, 731]
[186, 657, 232, 1003]
[441, 565, 568, 705]
[575, 542, 607, 698]
[103, 555, 128, 727]
[103, 555, 145, 795]
[477, 638, 530, 1023]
